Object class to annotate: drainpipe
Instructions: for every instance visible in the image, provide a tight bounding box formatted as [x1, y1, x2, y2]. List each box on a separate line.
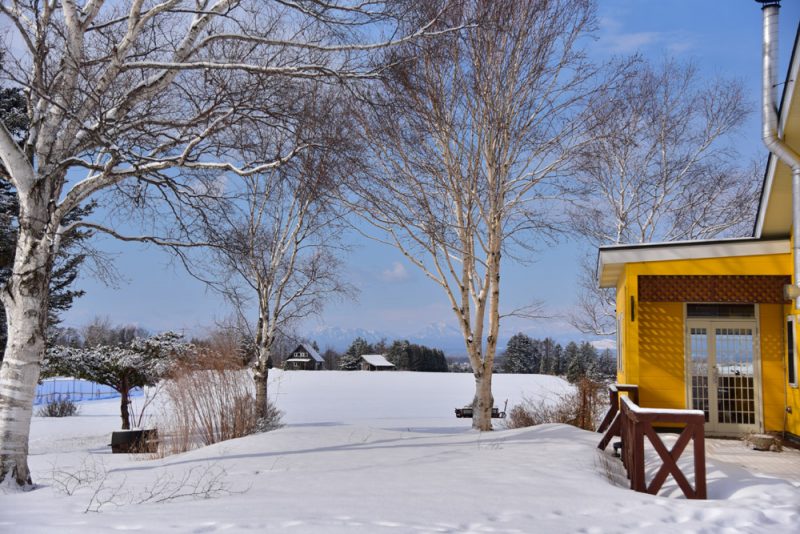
[758, 0, 800, 307]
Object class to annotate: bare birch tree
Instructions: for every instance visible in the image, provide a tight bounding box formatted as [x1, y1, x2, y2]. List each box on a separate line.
[197, 87, 354, 423]
[569, 58, 759, 335]
[350, 0, 611, 430]
[0, 0, 452, 489]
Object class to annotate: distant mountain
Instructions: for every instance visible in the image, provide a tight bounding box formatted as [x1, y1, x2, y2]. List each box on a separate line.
[307, 326, 389, 352]
[306, 321, 604, 357]
[305, 322, 467, 354]
[407, 322, 466, 353]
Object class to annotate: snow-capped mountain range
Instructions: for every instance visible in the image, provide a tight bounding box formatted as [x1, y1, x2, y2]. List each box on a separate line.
[306, 322, 616, 357]
[307, 323, 467, 353]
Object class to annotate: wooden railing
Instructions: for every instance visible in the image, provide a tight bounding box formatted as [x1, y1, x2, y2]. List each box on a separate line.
[597, 384, 639, 450]
[598, 384, 707, 500]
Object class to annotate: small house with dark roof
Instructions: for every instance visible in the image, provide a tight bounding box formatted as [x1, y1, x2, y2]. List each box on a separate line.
[284, 343, 325, 370]
[360, 354, 396, 371]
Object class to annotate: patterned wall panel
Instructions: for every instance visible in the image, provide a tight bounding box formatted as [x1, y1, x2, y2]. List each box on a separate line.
[638, 275, 790, 304]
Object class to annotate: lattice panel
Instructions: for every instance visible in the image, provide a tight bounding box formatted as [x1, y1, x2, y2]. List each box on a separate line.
[638, 275, 790, 303]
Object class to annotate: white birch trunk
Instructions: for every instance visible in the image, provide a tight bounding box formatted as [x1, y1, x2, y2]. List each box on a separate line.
[253, 314, 273, 422]
[0, 202, 53, 488]
[471, 361, 494, 431]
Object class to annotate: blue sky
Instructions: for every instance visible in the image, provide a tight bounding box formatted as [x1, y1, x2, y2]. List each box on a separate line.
[61, 1, 800, 348]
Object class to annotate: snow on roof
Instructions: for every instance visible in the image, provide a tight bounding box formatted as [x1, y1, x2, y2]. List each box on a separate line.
[360, 354, 395, 367]
[295, 343, 323, 362]
[596, 238, 790, 288]
[285, 358, 311, 363]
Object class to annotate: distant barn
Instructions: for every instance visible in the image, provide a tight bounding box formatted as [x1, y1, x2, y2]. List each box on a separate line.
[360, 354, 396, 371]
[284, 343, 325, 370]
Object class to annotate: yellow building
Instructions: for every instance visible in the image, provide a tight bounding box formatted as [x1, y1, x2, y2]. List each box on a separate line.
[597, 5, 800, 440]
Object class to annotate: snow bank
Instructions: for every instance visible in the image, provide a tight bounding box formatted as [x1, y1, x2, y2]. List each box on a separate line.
[1, 372, 798, 533]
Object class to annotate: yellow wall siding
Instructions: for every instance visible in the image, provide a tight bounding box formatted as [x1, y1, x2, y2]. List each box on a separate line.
[638, 302, 685, 409]
[760, 304, 786, 432]
[620, 267, 640, 386]
[611, 253, 793, 434]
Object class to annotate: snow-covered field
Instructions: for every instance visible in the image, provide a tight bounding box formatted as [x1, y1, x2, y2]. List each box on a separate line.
[2, 371, 799, 533]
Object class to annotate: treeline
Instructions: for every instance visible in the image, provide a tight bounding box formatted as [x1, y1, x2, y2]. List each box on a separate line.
[335, 337, 448, 372]
[500, 333, 615, 383]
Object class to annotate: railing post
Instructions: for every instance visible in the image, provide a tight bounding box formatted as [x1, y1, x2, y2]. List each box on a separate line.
[693, 419, 707, 499]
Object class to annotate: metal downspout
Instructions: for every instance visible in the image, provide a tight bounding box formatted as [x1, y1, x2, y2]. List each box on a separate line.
[759, 1, 800, 307]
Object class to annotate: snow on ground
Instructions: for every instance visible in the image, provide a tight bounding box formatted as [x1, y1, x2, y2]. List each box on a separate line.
[1, 371, 799, 533]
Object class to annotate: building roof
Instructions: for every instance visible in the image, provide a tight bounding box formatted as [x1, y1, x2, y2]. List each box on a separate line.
[597, 238, 789, 288]
[294, 343, 324, 363]
[360, 354, 395, 367]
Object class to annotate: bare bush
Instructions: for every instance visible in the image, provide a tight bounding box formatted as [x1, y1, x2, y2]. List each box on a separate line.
[155, 349, 283, 456]
[506, 378, 606, 431]
[36, 396, 79, 418]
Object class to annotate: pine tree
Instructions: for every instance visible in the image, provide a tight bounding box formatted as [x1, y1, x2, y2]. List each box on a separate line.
[502, 333, 536, 373]
[339, 337, 372, 370]
[565, 342, 583, 383]
[597, 348, 616, 378]
[0, 87, 92, 361]
[580, 341, 599, 380]
[552, 343, 566, 375]
[539, 338, 560, 375]
[42, 331, 192, 429]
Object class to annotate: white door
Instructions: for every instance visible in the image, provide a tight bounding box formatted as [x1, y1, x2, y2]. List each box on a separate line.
[686, 319, 761, 434]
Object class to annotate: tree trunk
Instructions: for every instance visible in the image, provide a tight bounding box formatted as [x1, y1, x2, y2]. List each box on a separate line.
[120, 377, 130, 430]
[472, 363, 494, 431]
[253, 365, 269, 421]
[0, 218, 52, 488]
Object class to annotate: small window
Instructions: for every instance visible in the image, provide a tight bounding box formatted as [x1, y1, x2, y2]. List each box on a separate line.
[686, 303, 755, 318]
[788, 316, 798, 387]
[616, 312, 624, 373]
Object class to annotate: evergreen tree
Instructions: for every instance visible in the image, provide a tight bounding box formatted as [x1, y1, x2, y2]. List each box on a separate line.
[502, 333, 537, 373]
[322, 347, 339, 370]
[538, 338, 560, 375]
[0, 86, 92, 361]
[42, 331, 192, 429]
[552, 343, 566, 375]
[339, 337, 373, 370]
[580, 341, 599, 379]
[386, 340, 448, 372]
[565, 341, 583, 383]
[387, 340, 410, 369]
[597, 348, 616, 379]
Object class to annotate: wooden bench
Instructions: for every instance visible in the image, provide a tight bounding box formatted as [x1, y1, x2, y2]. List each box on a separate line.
[455, 406, 506, 418]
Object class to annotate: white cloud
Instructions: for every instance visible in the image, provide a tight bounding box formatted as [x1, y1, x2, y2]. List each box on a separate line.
[597, 16, 693, 55]
[380, 262, 410, 283]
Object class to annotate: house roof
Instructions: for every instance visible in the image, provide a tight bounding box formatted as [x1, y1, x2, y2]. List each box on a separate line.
[360, 354, 395, 367]
[755, 20, 800, 239]
[597, 238, 789, 288]
[294, 343, 323, 363]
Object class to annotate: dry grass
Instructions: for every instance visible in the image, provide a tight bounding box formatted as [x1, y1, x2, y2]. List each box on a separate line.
[152, 347, 282, 457]
[506, 378, 606, 431]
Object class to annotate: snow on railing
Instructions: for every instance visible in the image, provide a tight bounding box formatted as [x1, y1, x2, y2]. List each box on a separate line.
[598, 384, 707, 500]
